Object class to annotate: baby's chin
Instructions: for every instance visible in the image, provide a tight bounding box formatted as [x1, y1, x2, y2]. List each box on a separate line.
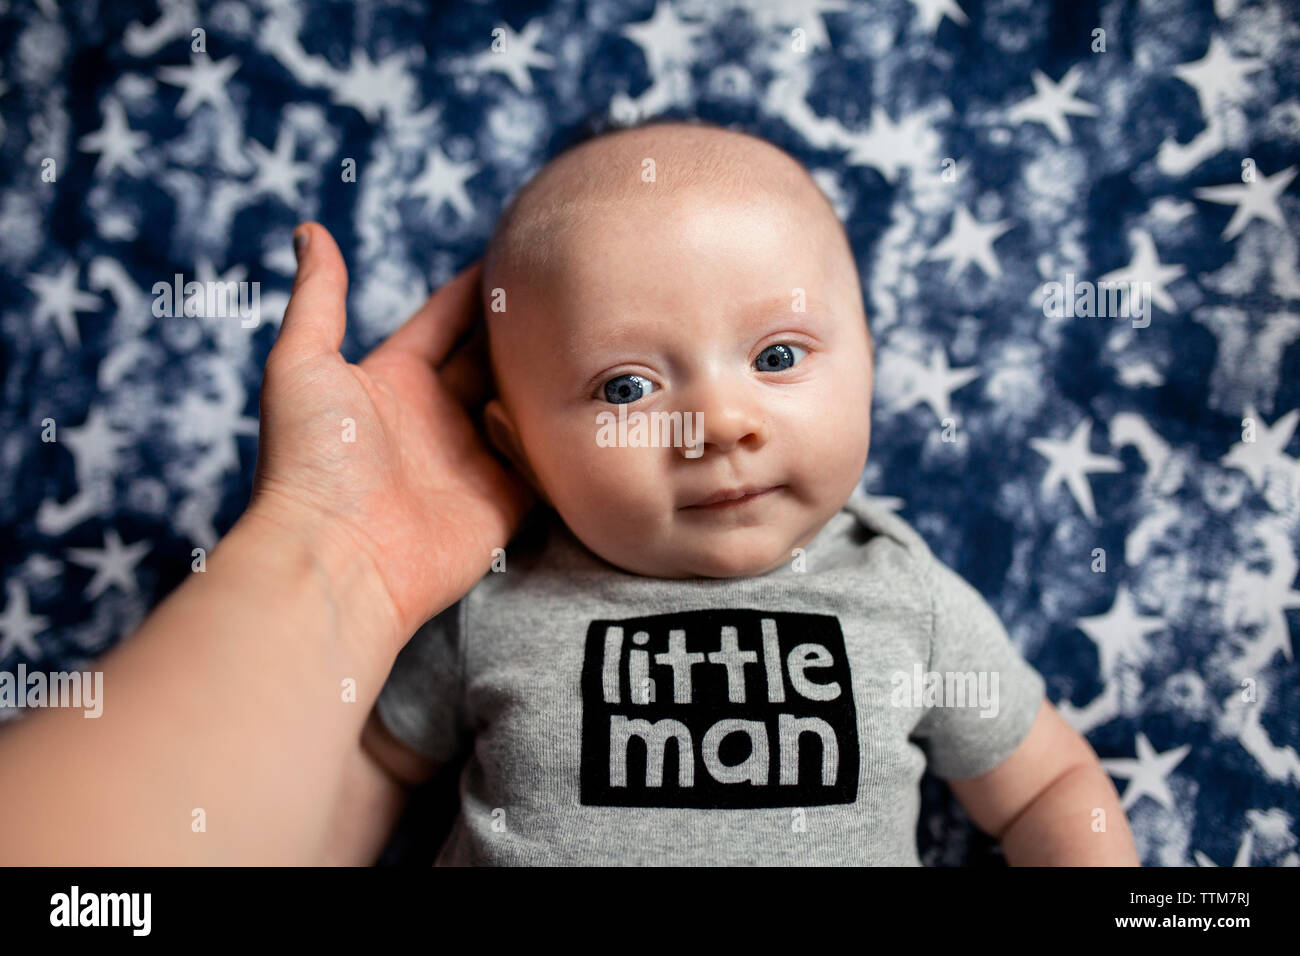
[594, 530, 797, 580]
[683, 550, 792, 579]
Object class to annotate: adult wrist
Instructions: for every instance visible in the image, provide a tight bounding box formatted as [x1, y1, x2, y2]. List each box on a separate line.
[222, 497, 406, 668]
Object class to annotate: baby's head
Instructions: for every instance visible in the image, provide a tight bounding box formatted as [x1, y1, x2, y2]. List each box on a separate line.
[480, 119, 873, 579]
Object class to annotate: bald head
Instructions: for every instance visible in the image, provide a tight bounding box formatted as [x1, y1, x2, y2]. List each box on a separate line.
[481, 119, 859, 311]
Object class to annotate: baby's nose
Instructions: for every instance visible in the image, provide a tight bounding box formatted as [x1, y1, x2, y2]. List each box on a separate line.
[679, 385, 769, 457]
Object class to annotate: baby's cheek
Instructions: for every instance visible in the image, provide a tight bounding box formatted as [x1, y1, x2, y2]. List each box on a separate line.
[564, 473, 673, 571]
[793, 373, 871, 484]
[548, 431, 665, 515]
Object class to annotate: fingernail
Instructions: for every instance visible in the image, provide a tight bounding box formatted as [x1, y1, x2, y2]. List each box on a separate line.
[293, 228, 309, 262]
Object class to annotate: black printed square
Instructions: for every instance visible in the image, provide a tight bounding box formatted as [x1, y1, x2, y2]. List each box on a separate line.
[579, 608, 859, 808]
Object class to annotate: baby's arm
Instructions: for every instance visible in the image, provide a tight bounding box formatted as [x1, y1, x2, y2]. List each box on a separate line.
[947, 699, 1141, 865]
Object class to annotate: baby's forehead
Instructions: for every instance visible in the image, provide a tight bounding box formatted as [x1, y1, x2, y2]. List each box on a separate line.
[488, 199, 822, 342]
[482, 124, 861, 347]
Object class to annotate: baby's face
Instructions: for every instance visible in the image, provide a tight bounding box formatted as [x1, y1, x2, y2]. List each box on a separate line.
[486, 185, 872, 579]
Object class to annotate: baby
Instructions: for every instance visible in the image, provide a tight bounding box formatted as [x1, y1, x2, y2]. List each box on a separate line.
[362, 119, 1138, 865]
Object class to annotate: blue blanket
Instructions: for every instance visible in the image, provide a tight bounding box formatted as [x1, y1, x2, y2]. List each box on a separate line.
[1, 0, 1297, 866]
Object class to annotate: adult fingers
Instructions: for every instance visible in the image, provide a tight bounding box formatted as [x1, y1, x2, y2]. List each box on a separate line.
[272, 222, 349, 361]
[367, 260, 483, 368]
[438, 320, 493, 412]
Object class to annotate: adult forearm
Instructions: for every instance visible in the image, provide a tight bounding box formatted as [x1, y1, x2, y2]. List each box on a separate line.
[1000, 762, 1141, 866]
[0, 512, 402, 864]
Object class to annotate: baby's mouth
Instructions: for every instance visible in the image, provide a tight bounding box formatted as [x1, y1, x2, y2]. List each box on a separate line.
[680, 485, 783, 510]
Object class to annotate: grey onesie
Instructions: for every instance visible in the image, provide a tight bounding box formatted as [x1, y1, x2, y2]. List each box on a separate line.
[374, 487, 1046, 864]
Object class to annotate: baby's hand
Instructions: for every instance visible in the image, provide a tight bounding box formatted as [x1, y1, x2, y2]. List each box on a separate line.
[245, 223, 535, 651]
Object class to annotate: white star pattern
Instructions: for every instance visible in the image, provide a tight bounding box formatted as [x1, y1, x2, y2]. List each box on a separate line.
[246, 124, 310, 206]
[1076, 586, 1165, 677]
[65, 529, 152, 599]
[27, 263, 101, 348]
[0, 580, 49, 662]
[1221, 406, 1299, 489]
[622, 2, 708, 75]
[1173, 35, 1264, 116]
[1007, 66, 1100, 144]
[164, 356, 259, 488]
[1029, 418, 1122, 521]
[475, 20, 555, 94]
[926, 204, 1013, 281]
[63, 406, 132, 481]
[885, 348, 980, 420]
[840, 106, 938, 184]
[156, 53, 241, 117]
[1099, 229, 1186, 314]
[78, 98, 147, 178]
[1101, 733, 1192, 812]
[408, 146, 480, 220]
[330, 50, 416, 122]
[1194, 166, 1296, 240]
[907, 0, 968, 33]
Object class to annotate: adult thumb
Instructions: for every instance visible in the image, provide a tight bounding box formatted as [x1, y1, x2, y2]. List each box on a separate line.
[273, 222, 349, 359]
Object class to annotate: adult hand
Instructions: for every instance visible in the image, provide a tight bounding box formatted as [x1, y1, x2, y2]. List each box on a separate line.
[246, 222, 535, 649]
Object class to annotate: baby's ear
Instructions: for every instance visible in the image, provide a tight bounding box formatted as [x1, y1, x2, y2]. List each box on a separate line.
[483, 398, 551, 506]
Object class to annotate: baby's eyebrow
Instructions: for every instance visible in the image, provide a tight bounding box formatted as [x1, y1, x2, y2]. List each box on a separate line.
[574, 295, 832, 358]
[739, 293, 800, 313]
[736, 292, 831, 320]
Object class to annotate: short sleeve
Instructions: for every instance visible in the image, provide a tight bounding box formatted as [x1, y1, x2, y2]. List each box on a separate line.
[373, 600, 470, 770]
[910, 556, 1046, 781]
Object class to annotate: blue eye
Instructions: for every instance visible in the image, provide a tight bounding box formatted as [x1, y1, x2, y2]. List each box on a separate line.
[603, 373, 656, 404]
[755, 343, 807, 372]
